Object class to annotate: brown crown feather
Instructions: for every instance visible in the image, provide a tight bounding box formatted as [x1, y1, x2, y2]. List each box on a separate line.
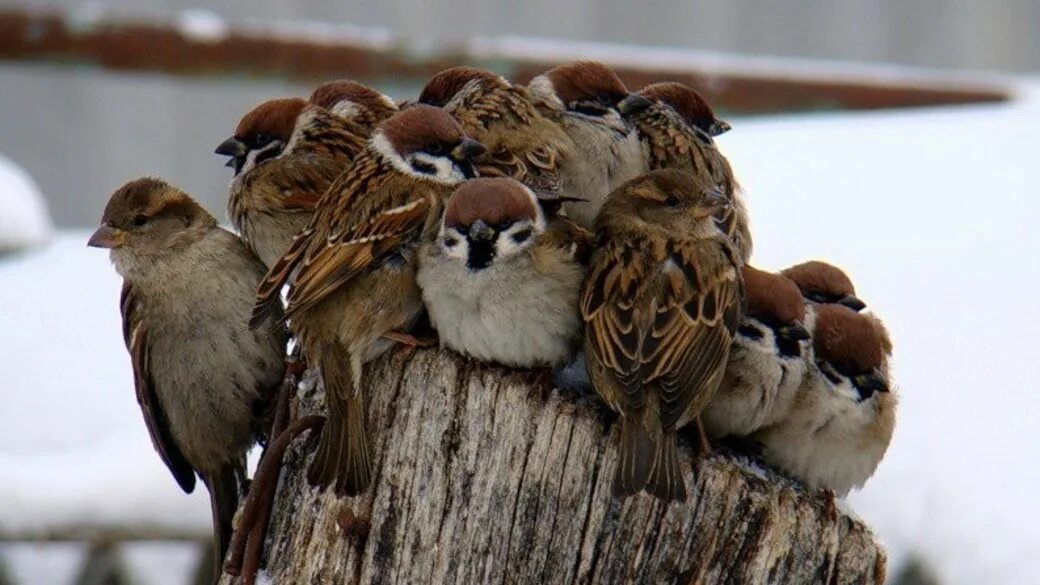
[639, 82, 721, 133]
[544, 60, 629, 105]
[419, 67, 508, 107]
[234, 97, 307, 142]
[309, 80, 393, 113]
[444, 178, 537, 228]
[813, 304, 885, 373]
[742, 266, 806, 324]
[782, 260, 856, 298]
[103, 178, 208, 227]
[377, 104, 468, 155]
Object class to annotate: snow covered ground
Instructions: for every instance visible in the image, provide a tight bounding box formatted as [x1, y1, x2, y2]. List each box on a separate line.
[0, 154, 52, 253]
[1, 87, 1035, 583]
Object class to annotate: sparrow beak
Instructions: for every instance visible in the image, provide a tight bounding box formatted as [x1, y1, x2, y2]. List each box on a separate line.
[452, 138, 486, 161]
[777, 322, 811, 342]
[853, 368, 890, 395]
[87, 225, 127, 249]
[617, 93, 653, 116]
[694, 188, 730, 218]
[837, 294, 867, 312]
[468, 219, 496, 243]
[708, 119, 732, 136]
[215, 137, 248, 158]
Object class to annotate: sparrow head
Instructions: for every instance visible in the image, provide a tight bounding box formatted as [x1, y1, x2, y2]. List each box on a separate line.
[371, 104, 486, 185]
[813, 304, 890, 401]
[89, 178, 216, 272]
[217, 97, 306, 176]
[528, 61, 633, 131]
[439, 178, 544, 272]
[628, 82, 731, 137]
[782, 260, 865, 311]
[309, 80, 397, 129]
[738, 266, 810, 358]
[602, 169, 729, 236]
[418, 67, 510, 107]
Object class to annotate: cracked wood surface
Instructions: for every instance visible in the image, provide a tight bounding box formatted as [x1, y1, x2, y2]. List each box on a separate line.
[233, 347, 886, 584]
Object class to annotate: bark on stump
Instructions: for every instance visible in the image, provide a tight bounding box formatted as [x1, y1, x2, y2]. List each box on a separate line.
[227, 347, 887, 584]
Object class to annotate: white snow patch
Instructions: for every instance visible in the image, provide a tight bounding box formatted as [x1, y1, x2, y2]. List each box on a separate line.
[0, 154, 52, 253]
[176, 9, 229, 43]
[0, 234, 210, 535]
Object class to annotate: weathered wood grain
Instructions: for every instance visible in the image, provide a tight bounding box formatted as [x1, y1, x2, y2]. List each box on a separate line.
[228, 347, 886, 585]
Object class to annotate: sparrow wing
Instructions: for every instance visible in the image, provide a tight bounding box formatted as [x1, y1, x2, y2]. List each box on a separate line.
[121, 283, 197, 493]
[247, 152, 347, 212]
[640, 240, 742, 428]
[284, 178, 436, 320]
[581, 236, 650, 411]
[540, 216, 594, 265]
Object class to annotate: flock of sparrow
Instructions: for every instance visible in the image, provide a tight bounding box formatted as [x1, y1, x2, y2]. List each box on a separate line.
[87, 61, 897, 574]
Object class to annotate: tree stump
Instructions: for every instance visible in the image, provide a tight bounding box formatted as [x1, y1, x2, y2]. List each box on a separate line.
[226, 347, 886, 584]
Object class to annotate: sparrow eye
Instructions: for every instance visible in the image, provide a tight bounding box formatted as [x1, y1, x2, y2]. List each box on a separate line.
[512, 229, 532, 244]
[426, 142, 446, 156]
[497, 219, 513, 230]
[665, 195, 681, 207]
[133, 214, 149, 227]
[253, 132, 271, 146]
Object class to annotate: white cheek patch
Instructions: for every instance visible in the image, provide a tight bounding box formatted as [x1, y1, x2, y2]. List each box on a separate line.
[408, 152, 465, 185]
[439, 226, 469, 261]
[494, 220, 540, 260]
[371, 133, 412, 175]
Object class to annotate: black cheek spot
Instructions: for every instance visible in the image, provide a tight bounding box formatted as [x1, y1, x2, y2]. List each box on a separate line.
[512, 229, 532, 244]
[776, 337, 802, 358]
[443, 237, 458, 248]
[738, 324, 764, 340]
[411, 160, 437, 175]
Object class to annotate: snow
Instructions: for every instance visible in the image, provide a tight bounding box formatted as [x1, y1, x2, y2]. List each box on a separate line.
[0, 234, 211, 535]
[0, 154, 52, 254]
[0, 85, 1036, 583]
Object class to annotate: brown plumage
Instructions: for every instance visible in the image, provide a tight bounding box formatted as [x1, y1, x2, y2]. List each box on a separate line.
[619, 82, 752, 262]
[88, 178, 286, 575]
[309, 79, 398, 132]
[526, 61, 646, 227]
[639, 82, 731, 136]
[582, 169, 743, 501]
[252, 105, 485, 496]
[443, 177, 538, 228]
[813, 304, 886, 376]
[218, 97, 369, 267]
[419, 66, 577, 213]
[743, 266, 806, 325]
[781, 260, 865, 310]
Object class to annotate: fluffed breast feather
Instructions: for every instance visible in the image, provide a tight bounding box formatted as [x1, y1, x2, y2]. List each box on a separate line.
[581, 233, 742, 427]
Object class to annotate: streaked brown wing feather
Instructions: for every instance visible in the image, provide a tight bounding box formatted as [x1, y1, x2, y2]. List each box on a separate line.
[122, 283, 196, 493]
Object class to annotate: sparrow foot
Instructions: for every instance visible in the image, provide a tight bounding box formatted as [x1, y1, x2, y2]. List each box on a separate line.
[225, 415, 325, 583]
[383, 331, 436, 348]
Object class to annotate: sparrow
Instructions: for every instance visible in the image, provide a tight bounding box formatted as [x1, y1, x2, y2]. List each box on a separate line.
[216, 97, 367, 267]
[309, 79, 399, 132]
[252, 104, 486, 496]
[581, 169, 743, 501]
[526, 61, 645, 228]
[418, 67, 577, 215]
[701, 266, 810, 440]
[417, 177, 592, 368]
[87, 178, 287, 571]
[751, 303, 896, 496]
[781, 260, 866, 311]
[616, 82, 752, 263]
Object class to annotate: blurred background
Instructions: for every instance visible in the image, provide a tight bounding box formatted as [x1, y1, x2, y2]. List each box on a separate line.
[0, 1, 1034, 584]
